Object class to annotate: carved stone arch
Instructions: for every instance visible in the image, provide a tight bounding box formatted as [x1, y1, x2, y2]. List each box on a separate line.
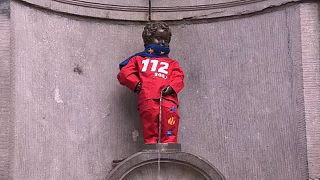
[106, 151, 226, 180]
[18, 0, 300, 21]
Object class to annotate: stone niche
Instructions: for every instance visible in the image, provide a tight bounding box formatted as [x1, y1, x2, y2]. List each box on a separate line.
[19, 0, 300, 20]
[4, 0, 320, 180]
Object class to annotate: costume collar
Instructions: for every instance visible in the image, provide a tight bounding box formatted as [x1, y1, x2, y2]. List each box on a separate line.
[143, 44, 170, 57]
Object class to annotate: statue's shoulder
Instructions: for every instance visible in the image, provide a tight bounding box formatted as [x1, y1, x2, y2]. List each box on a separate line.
[167, 58, 181, 65]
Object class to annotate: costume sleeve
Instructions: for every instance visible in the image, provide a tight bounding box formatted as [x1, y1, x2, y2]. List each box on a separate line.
[117, 56, 140, 91]
[169, 61, 184, 94]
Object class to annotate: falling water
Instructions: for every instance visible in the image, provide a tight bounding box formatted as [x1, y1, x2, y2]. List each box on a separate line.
[157, 148, 162, 180]
[157, 92, 163, 180]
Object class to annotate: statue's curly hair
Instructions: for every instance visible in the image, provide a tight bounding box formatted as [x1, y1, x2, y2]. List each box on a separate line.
[142, 21, 172, 46]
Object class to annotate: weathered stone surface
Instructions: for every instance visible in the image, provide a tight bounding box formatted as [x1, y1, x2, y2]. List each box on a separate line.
[173, 5, 308, 180]
[9, 1, 314, 179]
[0, 0, 12, 180]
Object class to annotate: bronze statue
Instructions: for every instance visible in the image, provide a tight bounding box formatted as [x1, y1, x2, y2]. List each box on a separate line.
[142, 21, 172, 47]
[118, 21, 184, 144]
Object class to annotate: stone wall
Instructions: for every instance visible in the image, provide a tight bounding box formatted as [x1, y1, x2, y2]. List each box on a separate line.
[300, 3, 320, 180]
[0, 1, 12, 180]
[1, 0, 319, 179]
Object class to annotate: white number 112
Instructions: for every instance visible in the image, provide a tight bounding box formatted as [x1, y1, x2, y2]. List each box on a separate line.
[141, 59, 169, 74]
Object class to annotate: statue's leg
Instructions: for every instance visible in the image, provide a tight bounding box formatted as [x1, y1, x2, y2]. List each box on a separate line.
[160, 100, 179, 143]
[138, 99, 160, 144]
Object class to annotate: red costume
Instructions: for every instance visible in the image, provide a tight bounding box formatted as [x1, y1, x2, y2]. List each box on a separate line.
[117, 55, 184, 144]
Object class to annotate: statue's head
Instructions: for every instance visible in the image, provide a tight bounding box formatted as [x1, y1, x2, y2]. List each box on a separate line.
[142, 21, 172, 47]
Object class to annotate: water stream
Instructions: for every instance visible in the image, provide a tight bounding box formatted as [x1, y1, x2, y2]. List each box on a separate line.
[157, 148, 162, 180]
[158, 93, 163, 180]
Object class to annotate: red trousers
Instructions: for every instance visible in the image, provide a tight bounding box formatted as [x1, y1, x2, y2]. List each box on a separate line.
[138, 99, 180, 144]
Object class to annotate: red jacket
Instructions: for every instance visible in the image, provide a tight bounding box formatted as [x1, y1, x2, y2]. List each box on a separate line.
[117, 56, 184, 105]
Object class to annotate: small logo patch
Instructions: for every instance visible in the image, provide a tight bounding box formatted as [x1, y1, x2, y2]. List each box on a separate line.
[167, 117, 176, 126]
[170, 106, 176, 112]
[166, 130, 173, 136]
